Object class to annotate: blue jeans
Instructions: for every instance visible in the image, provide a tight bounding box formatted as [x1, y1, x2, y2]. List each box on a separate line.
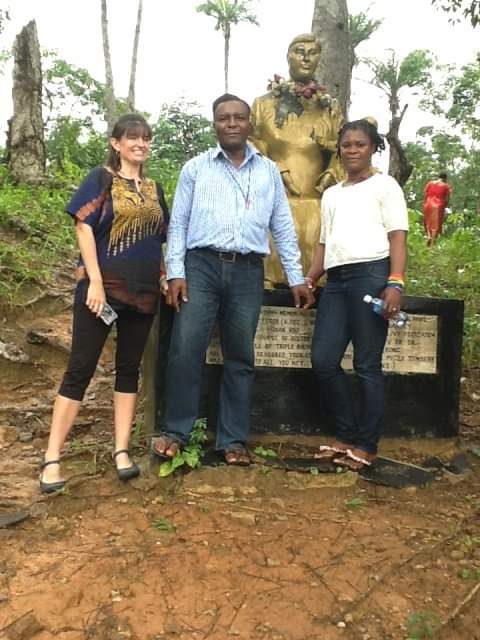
[164, 249, 264, 450]
[311, 259, 389, 454]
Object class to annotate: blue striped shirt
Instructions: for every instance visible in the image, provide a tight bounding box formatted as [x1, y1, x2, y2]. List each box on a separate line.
[166, 143, 304, 286]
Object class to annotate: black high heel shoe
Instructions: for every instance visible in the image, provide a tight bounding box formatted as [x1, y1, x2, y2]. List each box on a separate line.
[113, 449, 140, 481]
[39, 460, 66, 494]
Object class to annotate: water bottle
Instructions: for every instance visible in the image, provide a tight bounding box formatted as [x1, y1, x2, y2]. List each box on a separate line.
[363, 294, 409, 328]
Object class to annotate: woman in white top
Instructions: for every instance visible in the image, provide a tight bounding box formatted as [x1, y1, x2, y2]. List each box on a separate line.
[306, 119, 409, 471]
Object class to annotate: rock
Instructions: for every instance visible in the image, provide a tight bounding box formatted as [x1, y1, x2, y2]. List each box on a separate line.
[445, 453, 469, 475]
[0, 340, 30, 362]
[0, 511, 29, 528]
[450, 549, 465, 560]
[240, 486, 257, 495]
[266, 558, 280, 567]
[422, 456, 444, 469]
[2, 611, 43, 638]
[443, 470, 470, 484]
[0, 425, 18, 446]
[19, 432, 34, 443]
[228, 511, 256, 525]
[29, 502, 48, 518]
[337, 621, 346, 629]
[271, 498, 285, 509]
[193, 484, 234, 496]
[26, 330, 47, 344]
[345, 613, 354, 624]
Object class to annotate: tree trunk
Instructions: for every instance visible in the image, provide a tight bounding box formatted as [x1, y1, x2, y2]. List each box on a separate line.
[224, 28, 230, 93]
[127, 0, 143, 112]
[7, 20, 45, 185]
[387, 105, 413, 187]
[101, 0, 116, 133]
[311, 0, 353, 117]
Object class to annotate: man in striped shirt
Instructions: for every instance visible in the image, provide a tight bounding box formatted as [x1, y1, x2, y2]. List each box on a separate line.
[153, 93, 313, 466]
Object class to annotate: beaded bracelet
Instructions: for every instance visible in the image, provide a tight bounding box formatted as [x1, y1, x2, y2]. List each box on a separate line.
[387, 273, 405, 292]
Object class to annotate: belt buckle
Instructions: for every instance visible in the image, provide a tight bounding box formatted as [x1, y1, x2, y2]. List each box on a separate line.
[219, 251, 236, 263]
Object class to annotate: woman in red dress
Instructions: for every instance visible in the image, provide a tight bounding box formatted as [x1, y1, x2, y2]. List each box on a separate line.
[423, 173, 451, 246]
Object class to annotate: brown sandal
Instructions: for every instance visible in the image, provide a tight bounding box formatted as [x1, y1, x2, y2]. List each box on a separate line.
[151, 435, 182, 461]
[333, 449, 377, 471]
[314, 443, 351, 461]
[223, 447, 251, 467]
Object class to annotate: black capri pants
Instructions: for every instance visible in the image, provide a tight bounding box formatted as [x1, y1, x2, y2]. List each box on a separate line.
[59, 302, 154, 401]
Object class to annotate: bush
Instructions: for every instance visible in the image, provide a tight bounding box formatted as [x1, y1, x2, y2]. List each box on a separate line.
[407, 210, 480, 365]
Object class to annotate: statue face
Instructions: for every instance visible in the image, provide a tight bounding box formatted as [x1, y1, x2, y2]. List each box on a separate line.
[214, 101, 251, 152]
[287, 41, 321, 83]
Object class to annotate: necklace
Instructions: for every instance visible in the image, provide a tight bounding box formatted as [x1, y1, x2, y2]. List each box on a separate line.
[343, 168, 375, 187]
[224, 160, 252, 209]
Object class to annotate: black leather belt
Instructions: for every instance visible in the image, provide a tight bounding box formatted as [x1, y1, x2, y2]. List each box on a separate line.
[194, 247, 263, 264]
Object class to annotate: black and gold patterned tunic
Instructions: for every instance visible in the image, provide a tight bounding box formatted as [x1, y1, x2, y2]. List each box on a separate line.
[66, 166, 168, 314]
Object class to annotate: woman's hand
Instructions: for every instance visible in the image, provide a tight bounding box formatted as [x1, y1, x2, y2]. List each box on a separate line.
[380, 287, 402, 319]
[86, 280, 106, 317]
[160, 275, 168, 297]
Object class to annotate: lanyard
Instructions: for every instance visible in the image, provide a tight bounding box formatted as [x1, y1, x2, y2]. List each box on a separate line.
[224, 160, 252, 209]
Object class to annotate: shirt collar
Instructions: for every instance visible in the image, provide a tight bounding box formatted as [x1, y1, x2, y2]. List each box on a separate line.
[213, 141, 259, 166]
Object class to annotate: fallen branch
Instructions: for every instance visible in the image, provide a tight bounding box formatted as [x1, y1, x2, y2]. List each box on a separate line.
[0, 609, 34, 633]
[441, 581, 480, 629]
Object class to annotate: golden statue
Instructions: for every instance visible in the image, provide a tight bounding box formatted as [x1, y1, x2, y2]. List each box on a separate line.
[251, 33, 344, 285]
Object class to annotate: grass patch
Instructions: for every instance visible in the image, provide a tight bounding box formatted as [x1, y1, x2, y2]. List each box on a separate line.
[0, 167, 76, 304]
[407, 210, 480, 366]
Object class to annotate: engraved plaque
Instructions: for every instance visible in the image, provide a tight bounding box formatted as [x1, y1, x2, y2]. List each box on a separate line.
[206, 306, 438, 375]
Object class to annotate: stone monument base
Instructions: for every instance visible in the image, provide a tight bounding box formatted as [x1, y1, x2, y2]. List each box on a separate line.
[153, 290, 463, 439]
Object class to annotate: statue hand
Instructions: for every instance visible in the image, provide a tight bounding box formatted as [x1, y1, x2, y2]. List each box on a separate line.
[315, 135, 336, 152]
[281, 171, 301, 197]
[315, 171, 336, 196]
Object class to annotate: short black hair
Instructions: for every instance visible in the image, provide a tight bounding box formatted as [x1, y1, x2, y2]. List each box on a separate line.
[212, 93, 251, 118]
[438, 172, 448, 181]
[337, 119, 385, 155]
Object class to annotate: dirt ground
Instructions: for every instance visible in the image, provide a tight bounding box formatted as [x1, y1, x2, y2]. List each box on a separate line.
[0, 292, 479, 640]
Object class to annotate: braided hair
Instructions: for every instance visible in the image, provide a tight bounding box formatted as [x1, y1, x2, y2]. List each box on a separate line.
[336, 119, 385, 156]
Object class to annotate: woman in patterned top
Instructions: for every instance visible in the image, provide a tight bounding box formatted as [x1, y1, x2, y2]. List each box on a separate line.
[40, 113, 168, 493]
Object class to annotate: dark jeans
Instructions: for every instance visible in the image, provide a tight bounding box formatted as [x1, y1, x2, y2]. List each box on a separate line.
[164, 249, 264, 450]
[59, 303, 154, 401]
[311, 258, 389, 454]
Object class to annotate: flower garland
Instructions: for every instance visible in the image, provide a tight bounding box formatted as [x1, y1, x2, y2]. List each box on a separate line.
[267, 74, 333, 127]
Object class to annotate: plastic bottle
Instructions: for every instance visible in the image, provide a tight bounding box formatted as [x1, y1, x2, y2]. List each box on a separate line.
[363, 294, 409, 328]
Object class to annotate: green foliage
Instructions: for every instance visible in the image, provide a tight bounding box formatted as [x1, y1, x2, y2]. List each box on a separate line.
[158, 418, 207, 478]
[349, 9, 383, 57]
[253, 446, 277, 458]
[366, 49, 435, 115]
[147, 101, 215, 204]
[406, 611, 441, 639]
[431, 0, 480, 26]
[407, 210, 480, 365]
[0, 166, 75, 303]
[405, 132, 480, 215]
[151, 517, 176, 533]
[458, 566, 480, 579]
[345, 497, 367, 511]
[0, 8, 10, 35]
[196, 0, 259, 32]
[47, 117, 107, 172]
[447, 58, 480, 139]
[43, 52, 107, 122]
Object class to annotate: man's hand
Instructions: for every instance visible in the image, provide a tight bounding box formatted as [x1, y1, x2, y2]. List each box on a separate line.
[281, 171, 301, 197]
[166, 278, 188, 312]
[380, 287, 402, 319]
[291, 284, 315, 309]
